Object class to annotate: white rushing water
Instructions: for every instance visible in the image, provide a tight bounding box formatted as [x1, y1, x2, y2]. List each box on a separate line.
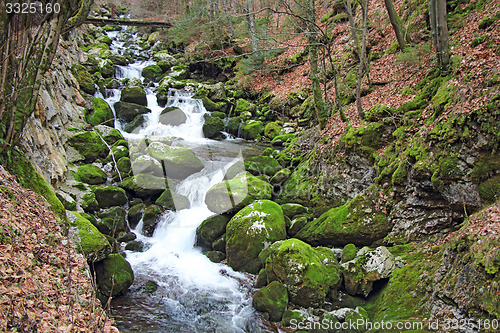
[99, 28, 259, 333]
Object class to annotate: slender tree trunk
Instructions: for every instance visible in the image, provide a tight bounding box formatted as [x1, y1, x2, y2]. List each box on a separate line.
[222, 0, 237, 38]
[355, 0, 369, 120]
[384, 0, 405, 50]
[343, 0, 360, 54]
[307, 0, 327, 129]
[429, 0, 449, 70]
[246, 0, 259, 53]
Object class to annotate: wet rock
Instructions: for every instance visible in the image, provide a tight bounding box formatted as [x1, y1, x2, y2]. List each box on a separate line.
[120, 86, 147, 106]
[159, 107, 187, 126]
[240, 120, 264, 140]
[94, 254, 134, 297]
[205, 251, 226, 263]
[142, 64, 163, 82]
[114, 101, 151, 122]
[148, 146, 204, 180]
[341, 246, 397, 297]
[155, 188, 190, 211]
[86, 98, 114, 127]
[195, 214, 231, 249]
[264, 238, 341, 308]
[123, 114, 148, 133]
[125, 240, 145, 252]
[205, 171, 273, 214]
[244, 156, 282, 177]
[142, 204, 162, 237]
[252, 281, 289, 322]
[127, 203, 146, 229]
[96, 206, 128, 236]
[202, 115, 225, 139]
[93, 186, 128, 209]
[226, 200, 286, 273]
[120, 174, 166, 198]
[131, 155, 164, 177]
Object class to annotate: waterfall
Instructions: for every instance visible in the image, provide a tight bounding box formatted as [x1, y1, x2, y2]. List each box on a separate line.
[100, 28, 259, 333]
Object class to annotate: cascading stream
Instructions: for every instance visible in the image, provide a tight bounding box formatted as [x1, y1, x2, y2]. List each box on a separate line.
[98, 27, 260, 332]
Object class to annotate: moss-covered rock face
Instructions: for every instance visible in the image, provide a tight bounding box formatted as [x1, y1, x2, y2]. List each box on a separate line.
[67, 131, 108, 163]
[117, 157, 132, 177]
[240, 120, 264, 140]
[159, 107, 187, 126]
[195, 214, 231, 249]
[142, 64, 163, 82]
[142, 204, 162, 236]
[120, 86, 147, 106]
[252, 281, 289, 322]
[127, 203, 146, 229]
[202, 115, 225, 139]
[92, 186, 128, 209]
[72, 64, 96, 95]
[94, 254, 134, 297]
[96, 206, 128, 236]
[281, 203, 308, 219]
[86, 98, 114, 127]
[68, 212, 111, 262]
[114, 101, 151, 123]
[155, 188, 190, 211]
[201, 96, 227, 113]
[226, 200, 287, 273]
[120, 174, 166, 198]
[74, 164, 107, 185]
[205, 172, 273, 214]
[264, 122, 282, 140]
[296, 194, 391, 247]
[264, 238, 341, 307]
[244, 156, 282, 177]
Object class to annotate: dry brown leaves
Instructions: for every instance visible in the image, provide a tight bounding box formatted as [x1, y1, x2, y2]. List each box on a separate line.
[0, 168, 116, 332]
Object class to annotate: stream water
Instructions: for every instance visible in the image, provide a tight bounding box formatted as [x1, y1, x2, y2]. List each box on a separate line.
[97, 27, 264, 332]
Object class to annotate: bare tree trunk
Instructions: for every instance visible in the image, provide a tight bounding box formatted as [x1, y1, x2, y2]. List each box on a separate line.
[429, 0, 449, 70]
[343, 0, 360, 54]
[222, 0, 237, 38]
[355, 0, 369, 120]
[307, 0, 327, 129]
[384, 0, 405, 50]
[246, 0, 259, 53]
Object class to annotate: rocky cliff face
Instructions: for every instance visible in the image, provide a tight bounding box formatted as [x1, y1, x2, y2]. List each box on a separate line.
[20, 29, 89, 186]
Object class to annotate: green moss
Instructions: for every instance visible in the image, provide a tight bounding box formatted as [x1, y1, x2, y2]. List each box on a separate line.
[70, 212, 111, 262]
[341, 244, 358, 263]
[391, 162, 407, 185]
[244, 156, 282, 177]
[201, 96, 227, 112]
[252, 281, 289, 322]
[142, 64, 163, 82]
[478, 175, 500, 204]
[67, 131, 108, 162]
[72, 64, 96, 95]
[120, 86, 147, 106]
[264, 122, 282, 139]
[240, 120, 264, 140]
[86, 98, 114, 127]
[94, 254, 134, 297]
[430, 83, 456, 114]
[0, 151, 66, 222]
[74, 164, 107, 185]
[155, 188, 190, 211]
[471, 154, 500, 183]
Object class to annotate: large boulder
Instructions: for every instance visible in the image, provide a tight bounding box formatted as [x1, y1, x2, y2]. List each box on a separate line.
[72, 64, 96, 95]
[147, 146, 204, 180]
[142, 64, 163, 82]
[202, 115, 225, 139]
[92, 186, 128, 209]
[120, 174, 166, 198]
[281, 203, 308, 219]
[155, 188, 190, 211]
[96, 206, 128, 236]
[142, 204, 162, 236]
[252, 281, 289, 322]
[195, 214, 231, 249]
[127, 203, 146, 229]
[123, 114, 148, 133]
[94, 254, 134, 297]
[68, 212, 111, 263]
[114, 101, 151, 122]
[245, 156, 282, 177]
[342, 246, 398, 297]
[159, 107, 187, 126]
[86, 98, 114, 127]
[67, 131, 108, 163]
[152, 51, 178, 68]
[120, 86, 147, 106]
[131, 155, 164, 177]
[296, 194, 391, 247]
[205, 172, 273, 214]
[240, 120, 264, 140]
[264, 238, 342, 307]
[226, 200, 287, 273]
[94, 125, 124, 144]
[74, 164, 107, 185]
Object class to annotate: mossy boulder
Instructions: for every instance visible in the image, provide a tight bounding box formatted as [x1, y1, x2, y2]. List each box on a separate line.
[264, 122, 282, 139]
[244, 156, 282, 177]
[120, 86, 147, 106]
[81, 191, 99, 213]
[86, 98, 114, 127]
[224, 160, 246, 180]
[72, 64, 96, 95]
[96, 206, 128, 236]
[205, 172, 273, 214]
[252, 281, 289, 322]
[142, 204, 162, 236]
[155, 188, 190, 211]
[264, 238, 341, 307]
[202, 116, 225, 139]
[281, 203, 308, 219]
[234, 99, 256, 116]
[240, 120, 264, 140]
[127, 203, 146, 229]
[341, 244, 358, 263]
[270, 168, 291, 184]
[109, 145, 129, 162]
[152, 51, 178, 67]
[226, 200, 287, 273]
[120, 174, 166, 198]
[295, 194, 391, 247]
[94, 254, 134, 297]
[142, 64, 163, 82]
[116, 157, 132, 178]
[92, 186, 128, 209]
[131, 155, 163, 177]
[195, 214, 231, 249]
[95, 125, 124, 144]
[67, 131, 108, 163]
[114, 101, 151, 122]
[99, 59, 115, 78]
[159, 106, 187, 126]
[123, 114, 148, 133]
[74, 164, 107, 185]
[68, 212, 111, 262]
[152, 146, 204, 180]
[226, 117, 243, 136]
[201, 96, 227, 112]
